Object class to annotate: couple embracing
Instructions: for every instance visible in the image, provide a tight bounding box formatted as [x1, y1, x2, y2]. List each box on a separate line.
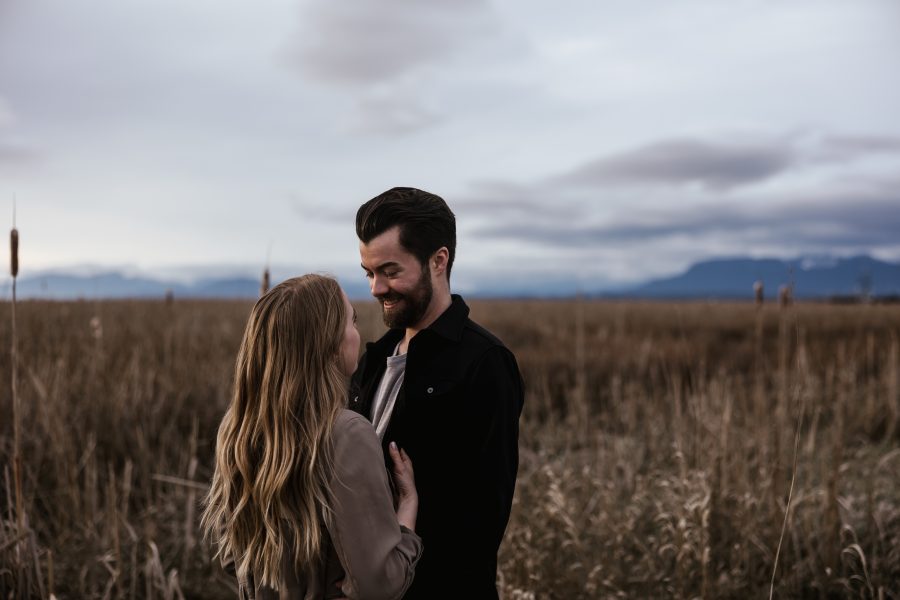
[202, 187, 525, 599]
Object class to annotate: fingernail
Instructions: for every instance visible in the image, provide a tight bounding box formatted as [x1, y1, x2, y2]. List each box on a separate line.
[390, 441, 397, 450]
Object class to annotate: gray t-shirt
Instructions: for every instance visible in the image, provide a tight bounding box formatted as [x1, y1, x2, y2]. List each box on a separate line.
[370, 343, 407, 440]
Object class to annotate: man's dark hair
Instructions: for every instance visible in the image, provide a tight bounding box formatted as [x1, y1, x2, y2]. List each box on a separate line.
[356, 187, 457, 280]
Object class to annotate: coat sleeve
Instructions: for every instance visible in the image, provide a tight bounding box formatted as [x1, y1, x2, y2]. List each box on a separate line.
[328, 412, 423, 600]
[465, 345, 524, 553]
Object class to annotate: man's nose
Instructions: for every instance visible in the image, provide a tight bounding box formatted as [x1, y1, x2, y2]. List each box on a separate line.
[370, 274, 388, 297]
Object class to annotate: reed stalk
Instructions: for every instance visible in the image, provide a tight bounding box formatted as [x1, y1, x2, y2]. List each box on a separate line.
[768, 369, 806, 600]
[261, 267, 270, 296]
[10, 218, 22, 532]
[888, 334, 899, 439]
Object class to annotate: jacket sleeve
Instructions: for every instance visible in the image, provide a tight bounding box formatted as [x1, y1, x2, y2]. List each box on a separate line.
[465, 345, 524, 553]
[329, 412, 423, 600]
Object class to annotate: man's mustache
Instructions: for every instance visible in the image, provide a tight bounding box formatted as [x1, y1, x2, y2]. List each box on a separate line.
[377, 292, 404, 304]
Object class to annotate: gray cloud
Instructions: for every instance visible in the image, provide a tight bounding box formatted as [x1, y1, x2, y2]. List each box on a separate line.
[0, 142, 40, 170]
[347, 92, 443, 135]
[550, 133, 900, 192]
[0, 97, 14, 128]
[0, 97, 37, 168]
[286, 0, 494, 86]
[282, 0, 500, 134]
[811, 134, 900, 163]
[554, 138, 796, 191]
[453, 180, 584, 221]
[292, 198, 353, 225]
[292, 180, 575, 225]
[474, 184, 900, 252]
[823, 134, 900, 153]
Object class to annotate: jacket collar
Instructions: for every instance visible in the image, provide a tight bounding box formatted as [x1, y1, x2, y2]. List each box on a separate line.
[366, 294, 469, 357]
[426, 294, 469, 342]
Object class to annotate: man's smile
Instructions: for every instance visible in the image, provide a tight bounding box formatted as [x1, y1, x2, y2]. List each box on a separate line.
[380, 294, 404, 309]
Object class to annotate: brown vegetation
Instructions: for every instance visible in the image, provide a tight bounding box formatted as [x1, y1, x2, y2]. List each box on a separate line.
[1, 299, 899, 598]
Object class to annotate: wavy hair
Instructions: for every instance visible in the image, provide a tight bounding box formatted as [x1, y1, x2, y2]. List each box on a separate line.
[201, 274, 348, 589]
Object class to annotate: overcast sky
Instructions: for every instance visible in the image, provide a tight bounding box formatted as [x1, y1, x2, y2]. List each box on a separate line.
[1, 0, 898, 292]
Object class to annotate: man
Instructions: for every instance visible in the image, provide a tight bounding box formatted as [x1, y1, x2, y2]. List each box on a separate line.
[349, 187, 524, 599]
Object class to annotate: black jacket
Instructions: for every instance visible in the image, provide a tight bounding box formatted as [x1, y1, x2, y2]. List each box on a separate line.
[349, 295, 524, 599]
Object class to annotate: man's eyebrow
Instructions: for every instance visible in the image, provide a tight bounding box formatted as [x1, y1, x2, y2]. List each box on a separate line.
[360, 261, 402, 272]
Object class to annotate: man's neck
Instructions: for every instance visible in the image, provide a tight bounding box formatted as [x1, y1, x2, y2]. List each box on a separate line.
[399, 291, 452, 354]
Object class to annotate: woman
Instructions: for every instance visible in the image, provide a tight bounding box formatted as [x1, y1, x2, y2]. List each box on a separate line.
[202, 274, 422, 599]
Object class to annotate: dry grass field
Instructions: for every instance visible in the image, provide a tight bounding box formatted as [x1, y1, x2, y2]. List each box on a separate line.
[1, 298, 899, 598]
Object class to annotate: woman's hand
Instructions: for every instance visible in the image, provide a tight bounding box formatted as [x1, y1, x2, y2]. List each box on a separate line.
[388, 441, 418, 532]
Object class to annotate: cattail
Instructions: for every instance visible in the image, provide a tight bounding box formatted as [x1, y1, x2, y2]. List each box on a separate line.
[261, 267, 270, 296]
[10, 212, 23, 537]
[261, 242, 272, 296]
[89, 316, 103, 341]
[778, 284, 792, 308]
[753, 280, 764, 306]
[10, 226, 17, 277]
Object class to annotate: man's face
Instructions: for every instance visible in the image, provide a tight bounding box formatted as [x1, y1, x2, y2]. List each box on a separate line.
[360, 226, 433, 329]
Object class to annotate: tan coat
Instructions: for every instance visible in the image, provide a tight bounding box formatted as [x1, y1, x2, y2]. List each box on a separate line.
[242, 410, 423, 600]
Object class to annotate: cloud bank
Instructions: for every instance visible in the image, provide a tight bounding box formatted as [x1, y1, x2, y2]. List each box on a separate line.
[283, 0, 504, 134]
[452, 131, 900, 277]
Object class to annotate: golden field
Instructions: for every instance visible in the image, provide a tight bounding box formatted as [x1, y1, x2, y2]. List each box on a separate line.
[1, 298, 898, 599]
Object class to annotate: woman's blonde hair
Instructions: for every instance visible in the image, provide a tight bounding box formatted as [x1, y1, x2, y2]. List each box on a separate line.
[201, 274, 348, 589]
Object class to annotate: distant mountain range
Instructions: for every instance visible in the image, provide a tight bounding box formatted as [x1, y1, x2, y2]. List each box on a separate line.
[4, 255, 898, 300]
[630, 255, 900, 299]
[8, 272, 263, 300]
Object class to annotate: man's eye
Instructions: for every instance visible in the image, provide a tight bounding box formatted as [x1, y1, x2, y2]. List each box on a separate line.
[385, 271, 398, 278]
[364, 272, 373, 279]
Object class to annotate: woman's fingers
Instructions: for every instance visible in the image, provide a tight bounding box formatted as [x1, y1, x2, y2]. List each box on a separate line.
[389, 442, 410, 467]
[399, 448, 413, 475]
[388, 442, 419, 531]
[388, 442, 415, 491]
[389, 441, 403, 468]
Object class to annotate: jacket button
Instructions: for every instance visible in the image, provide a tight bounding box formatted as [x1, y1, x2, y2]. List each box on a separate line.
[426, 387, 434, 394]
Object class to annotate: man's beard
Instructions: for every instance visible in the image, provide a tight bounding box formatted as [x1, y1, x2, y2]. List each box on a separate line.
[379, 266, 433, 329]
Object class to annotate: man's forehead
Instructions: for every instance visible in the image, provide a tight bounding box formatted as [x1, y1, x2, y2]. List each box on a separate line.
[359, 249, 414, 271]
[359, 227, 414, 265]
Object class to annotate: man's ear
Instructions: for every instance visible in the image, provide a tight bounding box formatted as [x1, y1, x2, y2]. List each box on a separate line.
[431, 247, 449, 277]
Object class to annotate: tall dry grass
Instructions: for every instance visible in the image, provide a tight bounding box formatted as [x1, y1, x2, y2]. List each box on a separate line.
[491, 300, 899, 598]
[0, 298, 898, 598]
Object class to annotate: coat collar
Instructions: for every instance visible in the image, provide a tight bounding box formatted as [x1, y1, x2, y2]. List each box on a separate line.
[366, 294, 469, 357]
[426, 294, 469, 342]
